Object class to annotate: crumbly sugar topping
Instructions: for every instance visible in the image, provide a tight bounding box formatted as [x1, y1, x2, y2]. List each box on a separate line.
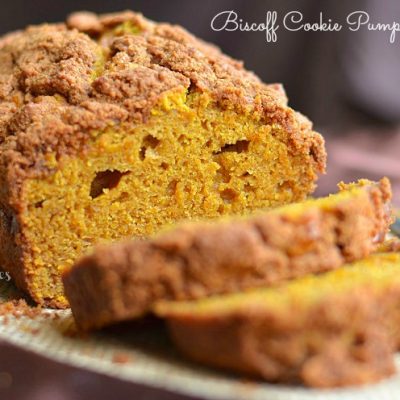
[0, 11, 325, 203]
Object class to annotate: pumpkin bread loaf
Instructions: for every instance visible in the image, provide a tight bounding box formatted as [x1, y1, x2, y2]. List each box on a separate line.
[155, 252, 400, 388]
[0, 11, 326, 307]
[63, 178, 392, 330]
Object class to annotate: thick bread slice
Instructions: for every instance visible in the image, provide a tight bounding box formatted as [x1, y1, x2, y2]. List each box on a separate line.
[155, 252, 400, 388]
[63, 178, 392, 330]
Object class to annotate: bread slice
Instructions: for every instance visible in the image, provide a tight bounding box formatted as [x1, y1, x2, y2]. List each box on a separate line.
[63, 178, 392, 330]
[155, 252, 400, 388]
[0, 11, 326, 307]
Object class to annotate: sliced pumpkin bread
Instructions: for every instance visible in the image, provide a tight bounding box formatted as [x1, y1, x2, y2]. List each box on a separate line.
[155, 252, 400, 387]
[63, 178, 392, 330]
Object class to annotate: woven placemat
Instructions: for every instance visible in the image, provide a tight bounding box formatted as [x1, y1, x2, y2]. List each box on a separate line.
[1, 280, 400, 400]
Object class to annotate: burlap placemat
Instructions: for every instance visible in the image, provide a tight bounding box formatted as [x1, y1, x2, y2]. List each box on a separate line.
[0, 280, 399, 400]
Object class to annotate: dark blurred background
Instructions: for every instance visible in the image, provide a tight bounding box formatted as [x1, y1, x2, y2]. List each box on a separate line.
[0, 0, 399, 197]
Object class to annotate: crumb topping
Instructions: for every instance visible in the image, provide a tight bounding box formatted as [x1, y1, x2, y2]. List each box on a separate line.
[0, 10, 326, 204]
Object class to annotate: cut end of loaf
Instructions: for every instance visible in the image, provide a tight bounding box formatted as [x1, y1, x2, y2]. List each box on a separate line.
[0, 10, 327, 307]
[13, 90, 323, 307]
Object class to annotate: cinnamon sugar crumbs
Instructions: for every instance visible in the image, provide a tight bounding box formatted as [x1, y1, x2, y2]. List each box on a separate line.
[0, 298, 61, 322]
[61, 324, 90, 339]
[387, 239, 400, 252]
[112, 352, 132, 364]
[0, 299, 43, 319]
[377, 238, 400, 253]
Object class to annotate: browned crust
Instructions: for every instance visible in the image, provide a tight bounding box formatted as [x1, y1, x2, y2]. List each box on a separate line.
[0, 10, 326, 210]
[63, 178, 393, 330]
[0, 202, 29, 295]
[164, 286, 399, 387]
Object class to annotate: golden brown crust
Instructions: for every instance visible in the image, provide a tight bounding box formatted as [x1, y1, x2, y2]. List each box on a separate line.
[165, 287, 398, 387]
[0, 10, 325, 210]
[0, 203, 28, 295]
[63, 179, 392, 330]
